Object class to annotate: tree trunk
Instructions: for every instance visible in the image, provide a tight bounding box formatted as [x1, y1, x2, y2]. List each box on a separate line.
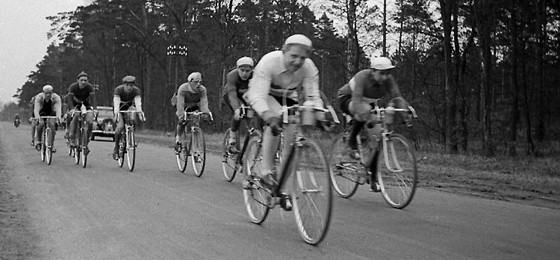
[382, 0, 387, 56]
[508, 3, 520, 157]
[346, 0, 359, 78]
[474, 0, 495, 156]
[536, 0, 546, 141]
[440, 0, 457, 153]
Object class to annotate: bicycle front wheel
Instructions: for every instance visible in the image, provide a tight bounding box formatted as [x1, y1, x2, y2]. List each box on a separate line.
[40, 131, 46, 162]
[243, 137, 269, 224]
[292, 138, 332, 245]
[126, 130, 136, 172]
[222, 129, 238, 182]
[378, 133, 418, 209]
[74, 145, 80, 165]
[190, 127, 206, 177]
[80, 129, 88, 168]
[328, 134, 360, 198]
[46, 129, 53, 165]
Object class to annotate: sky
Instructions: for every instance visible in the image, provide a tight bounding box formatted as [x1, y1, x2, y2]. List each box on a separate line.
[0, 0, 85, 106]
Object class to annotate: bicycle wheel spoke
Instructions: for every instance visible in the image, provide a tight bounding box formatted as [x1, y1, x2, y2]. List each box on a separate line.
[243, 139, 269, 224]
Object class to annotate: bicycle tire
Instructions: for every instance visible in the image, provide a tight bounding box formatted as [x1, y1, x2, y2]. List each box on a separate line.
[191, 127, 206, 177]
[80, 128, 88, 168]
[292, 138, 332, 245]
[126, 130, 136, 172]
[328, 134, 360, 198]
[377, 133, 418, 209]
[40, 130, 46, 162]
[46, 128, 53, 165]
[74, 146, 80, 165]
[242, 138, 270, 224]
[222, 129, 238, 182]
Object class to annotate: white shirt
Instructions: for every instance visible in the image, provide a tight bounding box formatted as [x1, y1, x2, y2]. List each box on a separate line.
[246, 50, 323, 114]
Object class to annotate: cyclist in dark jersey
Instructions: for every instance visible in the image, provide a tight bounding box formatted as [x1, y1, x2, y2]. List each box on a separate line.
[222, 56, 254, 153]
[112, 75, 143, 160]
[34, 85, 62, 151]
[66, 71, 97, 146]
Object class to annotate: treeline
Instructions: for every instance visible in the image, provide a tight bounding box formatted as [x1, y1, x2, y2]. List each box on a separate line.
[12, 0, 560, 157]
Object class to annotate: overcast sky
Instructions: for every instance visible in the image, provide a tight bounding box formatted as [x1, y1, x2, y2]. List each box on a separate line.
[0, 0, 84, 106]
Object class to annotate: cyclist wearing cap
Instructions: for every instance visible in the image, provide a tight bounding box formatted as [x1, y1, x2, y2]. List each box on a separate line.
[112, 75, 143, 160]
[174, 72, 211, 151]
[66, 71, 97, 146]
[222, 56, 254, 153]
[33, 85, 62, 151]
[337, 56, 410, 162]
[245, 34, 324, 186]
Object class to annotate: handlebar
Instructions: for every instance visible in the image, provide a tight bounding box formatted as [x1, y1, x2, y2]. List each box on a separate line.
[116, 110, 146, 122]
[281, 104, 339, 125]
[183, 110, 213, 121]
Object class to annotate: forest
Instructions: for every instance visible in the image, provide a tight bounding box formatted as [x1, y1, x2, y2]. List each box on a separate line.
[5, 0, 560, 157]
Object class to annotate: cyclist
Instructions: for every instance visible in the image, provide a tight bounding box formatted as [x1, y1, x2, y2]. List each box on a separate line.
[112, 75, 143, 160]
[336, 56, 410, 161]
[33, 85, 62, 152]
[222, 56, 254, 153]
[29, 96, 37, 146]
[66, 71, 97, 147]
[245, 34, 324, 186]
[14, 113, 20, 127]
[174, 72, 211, 152]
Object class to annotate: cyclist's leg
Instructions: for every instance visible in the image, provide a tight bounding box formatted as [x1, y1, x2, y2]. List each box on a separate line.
[69, 112, 79, 145]
[346, 99, 370, 159]
[114, 113, 125, 157]
[36, 119, 45, 145]
[84, 107, 94, 141]
[30, 117, 37, 145]
[260, 96, 282, 180]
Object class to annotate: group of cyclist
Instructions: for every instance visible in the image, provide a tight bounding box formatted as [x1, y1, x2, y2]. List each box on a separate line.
[23, 34, 411, 179]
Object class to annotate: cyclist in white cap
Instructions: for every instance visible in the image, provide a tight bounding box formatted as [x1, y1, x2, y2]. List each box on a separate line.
[222, 56, 255, 153]
[112, 75, 144, 160]
[33, 85, 62, 151]
[245, 34, 324, 186]
[336, 56, 410, 181]
[174, 72, 211, 152]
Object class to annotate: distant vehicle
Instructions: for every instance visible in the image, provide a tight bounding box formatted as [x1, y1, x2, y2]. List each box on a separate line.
[92, 106, 115, 141]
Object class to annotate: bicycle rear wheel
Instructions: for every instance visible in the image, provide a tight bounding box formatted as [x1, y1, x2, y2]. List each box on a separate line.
[328, 134, 360, 198]
[126, 130, 136, 171]
[292, 138, 332, 245]
[222, 129, 238, 182]
[243, 138, 269, 224]
[46, 129, 53, 165]
[190, 127, 206, 177]
[74, 143, 80, 165]
[378, 133, 418, 209]
[176, 142, 188, 173]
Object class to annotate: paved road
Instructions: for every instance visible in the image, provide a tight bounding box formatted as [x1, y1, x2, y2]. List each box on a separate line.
[1, 122, 559, 259]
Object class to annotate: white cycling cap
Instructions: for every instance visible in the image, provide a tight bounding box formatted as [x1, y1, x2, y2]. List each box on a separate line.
[284, 34, 312, 48]
[187, 72, 202, 82]
[236, 57, 254, 68]
[43, 85, 53, 92]
[371, 57, 395, 70]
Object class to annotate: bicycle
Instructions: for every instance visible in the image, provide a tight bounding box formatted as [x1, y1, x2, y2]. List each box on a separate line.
[221, 105, 262, 182]
[69, 104, 95, 168]
[329, 103, 418, 209]
[37, 116, 58, 165]
[175, 110, 213, 176]
[115, 111, 145, 171]
[243, 104, 333, 245]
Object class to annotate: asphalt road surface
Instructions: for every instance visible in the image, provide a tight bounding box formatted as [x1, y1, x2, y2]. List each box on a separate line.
[1, 122, 559, 259]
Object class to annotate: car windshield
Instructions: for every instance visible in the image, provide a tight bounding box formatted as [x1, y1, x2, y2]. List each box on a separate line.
[97, 107, 113, 119]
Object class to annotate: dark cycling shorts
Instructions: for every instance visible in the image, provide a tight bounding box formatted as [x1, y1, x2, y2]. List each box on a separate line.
[39, 105, 56, 117]
[338, 95, 352, 115]
[119, 102, 134, 111]
[271, 95, 298, 107]
[185, 106, 199, 113]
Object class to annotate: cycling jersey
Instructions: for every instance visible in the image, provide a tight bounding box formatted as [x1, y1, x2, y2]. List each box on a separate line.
[246, 50, 323, 115]
[337, 69, 401, 103]
[222, 69, 251, 110]
[176, 83, 210, 113]
[34, 92, 62, 118]
[113, 84, 141, 111]
[67, 82, 95, 108]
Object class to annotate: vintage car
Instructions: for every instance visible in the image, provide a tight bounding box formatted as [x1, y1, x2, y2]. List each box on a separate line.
[91, 106, 115, 140]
